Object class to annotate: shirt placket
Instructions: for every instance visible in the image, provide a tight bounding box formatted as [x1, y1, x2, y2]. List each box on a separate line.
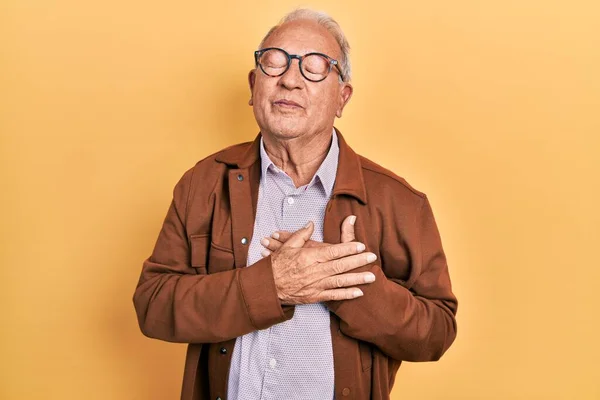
[261, 180, 306, 400]
[260, 324, 280, 400]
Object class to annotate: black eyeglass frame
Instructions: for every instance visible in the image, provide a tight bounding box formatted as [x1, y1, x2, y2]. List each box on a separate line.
[254, 47, 346, 83]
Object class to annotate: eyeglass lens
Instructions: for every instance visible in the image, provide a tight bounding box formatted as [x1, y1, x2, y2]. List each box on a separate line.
[258, 48, 331, 81]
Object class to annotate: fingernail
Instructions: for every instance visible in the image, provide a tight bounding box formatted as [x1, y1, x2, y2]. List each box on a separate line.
[367, 253, 377, 263]
[305, 221, 312, 229]
[261, 238, 270, 247]
[350, 215, 357, 225]
[271, 232, 280, 240]
[261, 249, 271, 257]
[356, 243, 366, 252]
[364, 273, 376, 283]
[354, 289, 364, 297]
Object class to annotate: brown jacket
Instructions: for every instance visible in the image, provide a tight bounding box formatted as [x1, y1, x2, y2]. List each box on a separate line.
[133, 129, 458, 400]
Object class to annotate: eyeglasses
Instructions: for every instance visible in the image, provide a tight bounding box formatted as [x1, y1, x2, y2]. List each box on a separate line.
[254, 47, 345, 83]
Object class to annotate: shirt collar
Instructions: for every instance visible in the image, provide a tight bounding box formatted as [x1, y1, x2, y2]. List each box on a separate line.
[215, 127, 367, 204]
[259, 129, 339, 197]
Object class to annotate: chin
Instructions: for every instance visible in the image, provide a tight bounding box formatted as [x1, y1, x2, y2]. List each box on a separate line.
[263, 120, 308, 140]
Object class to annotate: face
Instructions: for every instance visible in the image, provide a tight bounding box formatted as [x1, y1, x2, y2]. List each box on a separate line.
[248, 19, 353, 141]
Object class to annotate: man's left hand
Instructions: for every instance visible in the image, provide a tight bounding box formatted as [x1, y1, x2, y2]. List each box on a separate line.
[260, 215, 357, 256]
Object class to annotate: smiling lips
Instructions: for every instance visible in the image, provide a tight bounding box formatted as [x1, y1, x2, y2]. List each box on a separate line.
[273, 99, 303, 109]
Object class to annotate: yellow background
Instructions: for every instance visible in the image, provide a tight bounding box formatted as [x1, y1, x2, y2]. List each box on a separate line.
[2, 0, 599, 399]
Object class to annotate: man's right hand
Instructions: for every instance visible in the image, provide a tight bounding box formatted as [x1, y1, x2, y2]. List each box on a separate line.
[270, 221, 377, 305]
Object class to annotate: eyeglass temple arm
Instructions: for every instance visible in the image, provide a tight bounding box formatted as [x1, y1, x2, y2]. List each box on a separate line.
[332, 61, 345, 82]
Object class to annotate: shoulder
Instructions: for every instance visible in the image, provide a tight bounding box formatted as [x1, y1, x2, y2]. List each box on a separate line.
[181, 140, 253, 182]
[358, 154, 427, 203]
[173, 140, 253, 203]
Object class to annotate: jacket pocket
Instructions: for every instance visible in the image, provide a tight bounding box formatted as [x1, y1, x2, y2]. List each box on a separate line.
[208, 242, 235, 274]
[359, 340, 373, 371]
[190, 234, 210, 274]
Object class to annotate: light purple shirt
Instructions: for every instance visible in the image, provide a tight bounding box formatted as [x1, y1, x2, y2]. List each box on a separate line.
[227, 131, 340, 400]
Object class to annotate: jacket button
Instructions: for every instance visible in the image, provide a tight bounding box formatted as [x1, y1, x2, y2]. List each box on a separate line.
[241, 237, 248, 245]
[342, 387, 351, 396]
[237, 174, 244, 181]
[220, 347, 227, 354]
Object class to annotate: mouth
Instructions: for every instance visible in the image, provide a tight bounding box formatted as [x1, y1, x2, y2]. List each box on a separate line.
[272, 99, 303, 109]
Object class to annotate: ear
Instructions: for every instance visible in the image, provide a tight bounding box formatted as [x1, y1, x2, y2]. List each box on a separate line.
[248, 69, 256, 106]
[336, 83, 353, 118]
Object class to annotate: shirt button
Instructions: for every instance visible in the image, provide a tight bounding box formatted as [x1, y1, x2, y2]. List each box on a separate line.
[237, 174, 243, 181]
[220, 347, 227, 354]
[269, 358, 277, 369]
[342, 387, 351, 396]
[287, 197, 294, 205]
[241, 237, 248, 245]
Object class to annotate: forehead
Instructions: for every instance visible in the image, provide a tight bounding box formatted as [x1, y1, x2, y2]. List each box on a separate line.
[262, 19, 341, 59]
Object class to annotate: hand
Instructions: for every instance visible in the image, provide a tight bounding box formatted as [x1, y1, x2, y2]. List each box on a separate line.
[260, 215, 357, 253]
[267, 217, 376, 305]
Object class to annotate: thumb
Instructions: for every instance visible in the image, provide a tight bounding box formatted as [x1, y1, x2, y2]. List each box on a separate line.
[340, 215, 357, 243]
[282, 221, 314, 249]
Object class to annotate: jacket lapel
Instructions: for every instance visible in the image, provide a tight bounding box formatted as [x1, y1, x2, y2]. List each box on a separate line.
[215, 128, 368, 267]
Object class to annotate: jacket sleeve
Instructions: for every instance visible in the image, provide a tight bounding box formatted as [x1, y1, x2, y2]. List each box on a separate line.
[133, 169, 293, 344]
[326, 196, 458, 362]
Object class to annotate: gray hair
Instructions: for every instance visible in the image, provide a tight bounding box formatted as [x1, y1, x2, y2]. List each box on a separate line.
[258, 9, 352, 82]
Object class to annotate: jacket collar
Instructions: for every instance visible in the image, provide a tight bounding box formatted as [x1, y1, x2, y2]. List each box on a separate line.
[215, 127, 368, 204]
[259, 129, 339, 198]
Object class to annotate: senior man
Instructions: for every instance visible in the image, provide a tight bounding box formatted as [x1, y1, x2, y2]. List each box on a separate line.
[133, 8, 457, 400]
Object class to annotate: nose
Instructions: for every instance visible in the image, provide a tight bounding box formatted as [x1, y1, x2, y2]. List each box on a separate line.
[278, 57, 304, 90]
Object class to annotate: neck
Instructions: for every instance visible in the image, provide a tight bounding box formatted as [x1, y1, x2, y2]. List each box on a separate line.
[262, 129, 333, 188]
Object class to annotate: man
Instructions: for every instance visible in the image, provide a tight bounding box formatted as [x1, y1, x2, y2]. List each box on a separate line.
[133, 8, 457, 400]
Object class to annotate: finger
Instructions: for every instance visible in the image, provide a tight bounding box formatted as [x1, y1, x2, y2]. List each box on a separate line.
[340, 215, 357, 243]
[271, 231, 292, 241]
[307, 253, 377, 281]
[261, 237, 283, 252]
[272, 231, 324, 249]
[305, 240, 328, 248]
[318, 272, 376, 290]
[316, 288, 364, 302]
[281, 221, 314, 249]
[310, 241, 367, 263]
[270, 228, 326, 250]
